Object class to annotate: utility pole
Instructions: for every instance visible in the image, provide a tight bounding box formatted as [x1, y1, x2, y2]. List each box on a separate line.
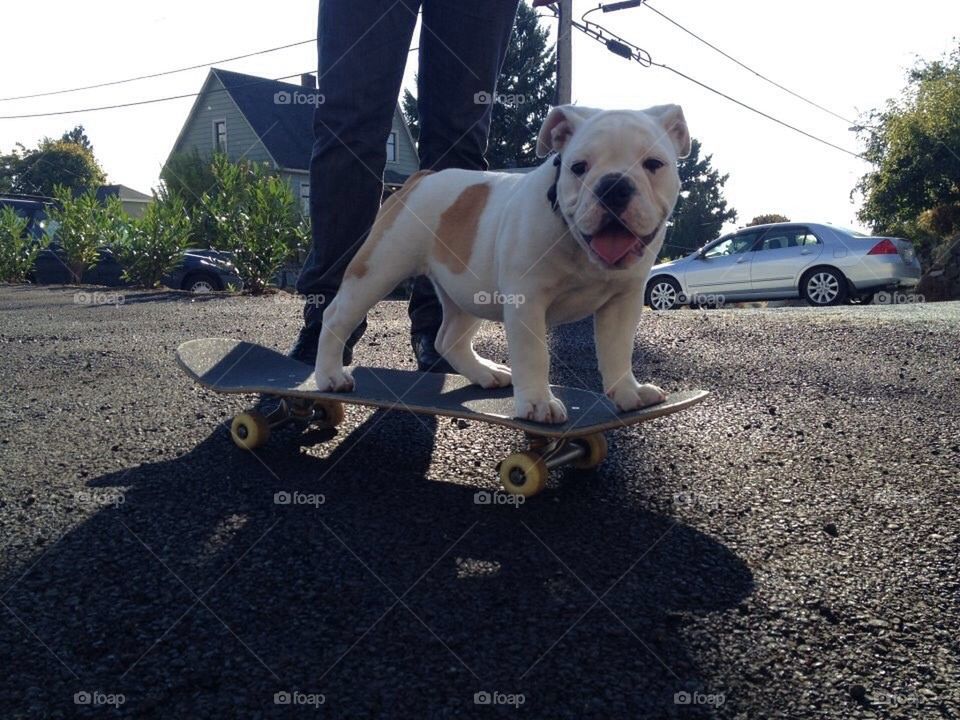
[557, 0, 573, 104]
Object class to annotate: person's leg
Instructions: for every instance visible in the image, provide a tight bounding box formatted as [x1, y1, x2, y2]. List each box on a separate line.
[407, 0, 521, 353]
[291, 0, 420, 364]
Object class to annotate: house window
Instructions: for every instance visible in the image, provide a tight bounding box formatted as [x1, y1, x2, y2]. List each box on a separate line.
[213, 120, 227, 154]
[300, 182, 310, 216]
[386, 131, 397, 162]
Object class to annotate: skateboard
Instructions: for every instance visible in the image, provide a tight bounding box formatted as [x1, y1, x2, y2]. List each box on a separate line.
[176, 338, 709, 497]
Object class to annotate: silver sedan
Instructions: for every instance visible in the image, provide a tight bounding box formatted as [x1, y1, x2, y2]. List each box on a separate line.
[645, 222, 922, 310]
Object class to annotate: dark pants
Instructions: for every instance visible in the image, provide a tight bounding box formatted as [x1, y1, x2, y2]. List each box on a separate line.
[296, 0, 521, 336]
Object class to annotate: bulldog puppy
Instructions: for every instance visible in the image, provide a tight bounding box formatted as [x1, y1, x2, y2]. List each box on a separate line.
[314, 104, 691, 423]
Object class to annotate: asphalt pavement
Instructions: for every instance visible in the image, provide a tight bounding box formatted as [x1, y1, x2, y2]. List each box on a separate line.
[0, 285, 958, 719]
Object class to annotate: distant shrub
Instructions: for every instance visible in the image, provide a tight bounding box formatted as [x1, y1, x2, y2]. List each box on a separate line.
[115, 192, 191, 287]
[0, 206, 46, 282]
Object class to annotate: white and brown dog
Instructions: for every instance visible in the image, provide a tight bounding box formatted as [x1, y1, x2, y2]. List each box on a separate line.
[314, 103, 691, 423]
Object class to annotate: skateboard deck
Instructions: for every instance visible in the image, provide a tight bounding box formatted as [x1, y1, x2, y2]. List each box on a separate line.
[176, 338, 708, 437]
[177, 338, 709, 496]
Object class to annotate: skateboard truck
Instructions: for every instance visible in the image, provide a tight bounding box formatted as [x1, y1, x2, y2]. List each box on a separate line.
[229, 398, 345, 451]
[496, 433, 608, 497]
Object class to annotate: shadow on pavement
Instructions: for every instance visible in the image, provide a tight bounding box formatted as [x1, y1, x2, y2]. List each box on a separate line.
[1, 373, 751, 719]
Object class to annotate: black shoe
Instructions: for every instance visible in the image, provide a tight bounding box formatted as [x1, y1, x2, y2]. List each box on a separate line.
[288, 298, 366, 366]
[412, 332, 455, 373]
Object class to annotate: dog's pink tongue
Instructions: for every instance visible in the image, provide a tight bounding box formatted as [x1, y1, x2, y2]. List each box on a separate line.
[591, 227, 639, 265]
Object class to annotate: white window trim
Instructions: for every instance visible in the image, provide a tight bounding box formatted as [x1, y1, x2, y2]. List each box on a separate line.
[386, 131, 398, 163]
[299, 182, 310, 216]
[213, 119, 228, 154]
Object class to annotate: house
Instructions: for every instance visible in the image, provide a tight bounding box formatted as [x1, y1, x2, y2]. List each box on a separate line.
[166, 68, 419, 213]
[96, 184, 153, 218]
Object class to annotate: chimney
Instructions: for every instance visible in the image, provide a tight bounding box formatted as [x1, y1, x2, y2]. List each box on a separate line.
[301, 73, 317, 89]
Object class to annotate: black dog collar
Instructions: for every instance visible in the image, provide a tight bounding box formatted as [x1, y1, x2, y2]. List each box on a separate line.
[546, 153, 562, 213]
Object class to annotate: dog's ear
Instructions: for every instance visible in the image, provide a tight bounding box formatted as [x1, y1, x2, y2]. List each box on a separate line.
[645, 104, 691, 159]
[536, 105, 602, 158]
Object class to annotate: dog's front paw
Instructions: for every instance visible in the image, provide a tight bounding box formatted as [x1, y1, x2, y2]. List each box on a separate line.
[515, 392, 568, 424]
[315, 366, 354, 392]
[607, 381, 666, 412]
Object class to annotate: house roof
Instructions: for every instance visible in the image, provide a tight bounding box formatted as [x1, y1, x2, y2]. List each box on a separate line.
[96, 184, 152, 203]
[212, 68, 315, 172]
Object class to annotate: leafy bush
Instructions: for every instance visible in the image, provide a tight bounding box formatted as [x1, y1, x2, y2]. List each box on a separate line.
[47, 187, 107, 282]
[115, 192, 191, 287]
[0, 206, 46, 282]
[161, 149, 218, 246]
[204, 155, 303, 293]
[44, 186, 132, 283]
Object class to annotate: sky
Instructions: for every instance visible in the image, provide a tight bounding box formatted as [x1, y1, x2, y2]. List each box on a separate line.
[1, 0, 957, 234]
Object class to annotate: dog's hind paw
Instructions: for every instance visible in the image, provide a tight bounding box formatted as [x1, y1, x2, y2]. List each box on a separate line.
[315, 367, 354, 392]
[515, 393, 568, 424]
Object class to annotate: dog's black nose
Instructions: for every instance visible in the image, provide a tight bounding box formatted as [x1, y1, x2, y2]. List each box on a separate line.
[595, 173, 636, 215]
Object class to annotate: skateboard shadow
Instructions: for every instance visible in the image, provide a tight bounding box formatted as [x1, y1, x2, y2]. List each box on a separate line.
[0, 407, 751, 719]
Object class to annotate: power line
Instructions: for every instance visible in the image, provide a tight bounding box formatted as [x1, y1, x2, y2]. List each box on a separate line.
[554, 9, 865, 160]
[0, 47, 422, 121]
[0, 72, 310, 120]
[0, 39, 317, 103]
[642, 1, 858, 126]
[654, 63, 865, 159]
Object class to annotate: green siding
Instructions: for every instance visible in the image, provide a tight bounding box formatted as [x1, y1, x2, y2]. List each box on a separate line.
[171, 75, 275, 167]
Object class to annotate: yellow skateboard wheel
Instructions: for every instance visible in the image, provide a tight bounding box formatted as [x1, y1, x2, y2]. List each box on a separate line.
[230, 410, 270, 450]
[499, 451, 548, 497]
[571, 433, 608, 470]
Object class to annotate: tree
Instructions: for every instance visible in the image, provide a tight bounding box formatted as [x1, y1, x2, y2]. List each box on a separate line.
[2, 138, 105, 197]
[855, 47, 960, 237]
[662, 138, 737, 258]
[747, 213, 790, 226]
[402, 3, 555, 169]
[60, 126, 94, 152]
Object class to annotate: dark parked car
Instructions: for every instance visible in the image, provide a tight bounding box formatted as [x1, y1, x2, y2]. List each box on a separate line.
[0, 194, 242, 292]
[31, 244, 243, 292]
[0, 194, 56, 241]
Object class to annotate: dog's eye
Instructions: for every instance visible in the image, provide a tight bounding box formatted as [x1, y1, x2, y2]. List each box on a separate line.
[570, 161, 588, 176]
[643, 158, 665, 173]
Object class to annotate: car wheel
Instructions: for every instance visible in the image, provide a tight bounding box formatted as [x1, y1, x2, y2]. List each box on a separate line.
[646, 277, 683, 310]
[801, 268, 848, 306]
[183, 272, 221, 294]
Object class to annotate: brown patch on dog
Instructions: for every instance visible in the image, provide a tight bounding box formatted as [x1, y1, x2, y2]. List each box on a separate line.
[344, 170, 435, 280]
[433, 183, 491, 274]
